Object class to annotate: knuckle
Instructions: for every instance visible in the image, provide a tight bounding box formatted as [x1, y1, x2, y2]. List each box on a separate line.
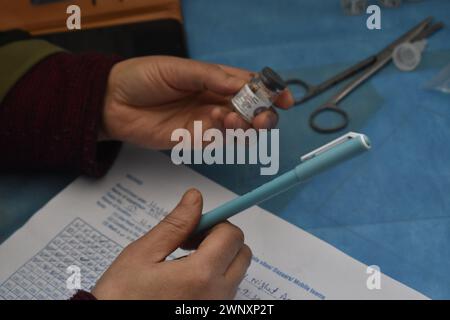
[160, 215, 189, 234]
[214, 223, 245, 243]
[206, 64, 233, 82]
[194, 267, 215, 288]
[228, 224, 245, 243]
[206, 63, 222, 73]
[242, 244, 253, 263]
[214, 222, 244, 242]
[202, 63, 220, 77]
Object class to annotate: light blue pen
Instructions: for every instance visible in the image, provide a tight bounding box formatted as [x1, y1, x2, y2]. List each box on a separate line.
[193, 132, 371, 235]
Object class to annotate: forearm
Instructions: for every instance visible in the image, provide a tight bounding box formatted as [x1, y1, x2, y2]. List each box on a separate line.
[0, 47, 123, 177]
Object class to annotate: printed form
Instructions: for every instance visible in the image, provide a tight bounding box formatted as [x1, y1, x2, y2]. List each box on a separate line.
[0, 146, 426, 300]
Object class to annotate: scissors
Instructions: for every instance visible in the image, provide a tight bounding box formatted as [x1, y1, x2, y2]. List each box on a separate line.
[286, 17, 443, 133]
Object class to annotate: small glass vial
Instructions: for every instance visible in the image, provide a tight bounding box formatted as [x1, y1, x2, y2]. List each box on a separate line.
[393, 39, 427, 72]
[231, 67, 286, 123]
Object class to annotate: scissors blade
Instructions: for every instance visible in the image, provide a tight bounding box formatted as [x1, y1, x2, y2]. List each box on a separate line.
[289, 55, 376, 105]
[313, 56, 377, 96]
[413, 22, 444, 42]
[330, 17, 434, 105]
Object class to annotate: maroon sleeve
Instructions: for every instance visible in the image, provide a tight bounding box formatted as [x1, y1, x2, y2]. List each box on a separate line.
[0, 52, 123, 177]
[70, 290, 97, 300]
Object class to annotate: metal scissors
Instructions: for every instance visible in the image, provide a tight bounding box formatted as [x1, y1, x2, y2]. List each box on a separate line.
[286, 17, 443, 133]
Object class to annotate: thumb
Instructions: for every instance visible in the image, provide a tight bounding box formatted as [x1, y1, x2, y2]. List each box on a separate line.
[162, 58, 247, 96]
[137, 188, 203, 262]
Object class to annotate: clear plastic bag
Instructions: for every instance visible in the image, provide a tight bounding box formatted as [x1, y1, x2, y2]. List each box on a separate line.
[425, 63, 450, 94]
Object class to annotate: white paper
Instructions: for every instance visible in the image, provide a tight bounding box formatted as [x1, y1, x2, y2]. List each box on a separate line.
[0, 146, 426, 300]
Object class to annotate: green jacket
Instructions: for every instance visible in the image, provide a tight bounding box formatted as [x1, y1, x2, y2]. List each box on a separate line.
[0, 34, 64, 103]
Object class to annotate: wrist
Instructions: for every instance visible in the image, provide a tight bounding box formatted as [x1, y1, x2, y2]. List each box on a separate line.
[99, 76, 116, 142]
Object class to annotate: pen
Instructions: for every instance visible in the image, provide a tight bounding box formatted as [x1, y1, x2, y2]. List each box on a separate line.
[193, 132, 371, 235]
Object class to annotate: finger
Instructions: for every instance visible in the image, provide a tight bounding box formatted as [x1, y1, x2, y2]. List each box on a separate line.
[224, 112, 251, 130]
[252, 109, 278, 129]
[217, 65, 254, 82]
[219, 64, 294, 109]
[224, 245, 252, 285]
[167, 59, 247, 96]
[193, 222, 245, 274]
[273, 89, 295, 109]
[210, 106, 231, 129]
[180, 233, 205, 251]
[136, 189, 203, 262]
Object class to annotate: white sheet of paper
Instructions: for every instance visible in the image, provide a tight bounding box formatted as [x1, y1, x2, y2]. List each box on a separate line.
[0, 146, 426, 300]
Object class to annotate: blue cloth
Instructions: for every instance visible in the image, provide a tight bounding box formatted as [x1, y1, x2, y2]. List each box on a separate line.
[0, 172, 76, 244]
[181, 0, 450, 298]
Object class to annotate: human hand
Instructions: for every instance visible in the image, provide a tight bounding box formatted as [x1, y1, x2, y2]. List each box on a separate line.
[101, 56, 294, 149]
[91, 189, 252, 300]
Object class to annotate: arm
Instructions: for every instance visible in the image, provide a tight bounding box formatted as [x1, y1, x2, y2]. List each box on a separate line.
[0, 46, 293, 176]
[1, 40, 294, 298]
[0, 38, 122, 177]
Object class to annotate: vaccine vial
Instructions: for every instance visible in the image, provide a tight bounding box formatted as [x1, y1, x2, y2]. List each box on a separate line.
[231, 67, 286, 123]
[393, 39, 427, 72]
[341, 0, 368, 15]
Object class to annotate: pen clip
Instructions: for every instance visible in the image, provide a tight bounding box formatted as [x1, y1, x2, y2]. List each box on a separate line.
[300, 132, 362, 162]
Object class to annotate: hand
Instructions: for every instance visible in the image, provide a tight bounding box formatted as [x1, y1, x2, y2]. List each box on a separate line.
[91, 189, 252, 300]
[101, 56, 294, 149]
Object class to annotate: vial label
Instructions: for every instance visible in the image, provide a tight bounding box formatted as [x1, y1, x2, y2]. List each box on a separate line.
[231, 84, 271, 122]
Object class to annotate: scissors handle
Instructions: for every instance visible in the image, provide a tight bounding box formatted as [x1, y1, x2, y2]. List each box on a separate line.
[309, 104, 349, 134]
[285, 78, 315, 105]
[287, 56, 376, 106]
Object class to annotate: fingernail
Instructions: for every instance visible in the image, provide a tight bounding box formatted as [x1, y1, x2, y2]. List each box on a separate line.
[183, 189, 201, 205]
[269, 116, 277, 129]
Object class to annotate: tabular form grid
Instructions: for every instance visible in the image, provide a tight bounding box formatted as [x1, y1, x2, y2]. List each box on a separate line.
[0, 218, 123, 300]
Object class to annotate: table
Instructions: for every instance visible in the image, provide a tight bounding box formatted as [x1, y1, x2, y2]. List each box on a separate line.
[181, 0, 450, 299]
